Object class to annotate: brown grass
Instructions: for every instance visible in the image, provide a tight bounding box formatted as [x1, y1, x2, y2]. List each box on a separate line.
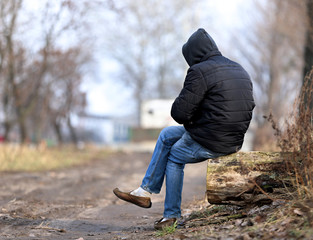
[0, 144, 108, 172]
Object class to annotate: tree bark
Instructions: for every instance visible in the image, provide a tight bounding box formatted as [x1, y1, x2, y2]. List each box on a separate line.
[302, 0, 313, 113]
[304, 0, 313, 78]
[206, 152, 292, 206]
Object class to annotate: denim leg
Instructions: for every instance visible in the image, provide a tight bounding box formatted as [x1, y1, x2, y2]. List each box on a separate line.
[140, 126, 185, 194]
[163, 160, 184, 218]
[163, 132, 224, 218]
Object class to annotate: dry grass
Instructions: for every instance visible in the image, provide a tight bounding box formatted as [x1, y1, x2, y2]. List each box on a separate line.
[180, 198, 313, 239]
[0, 144, 108, 172]
[266, 69, 313, 198]
[277, 69, 312, 198]
[265, 69, 313, 228]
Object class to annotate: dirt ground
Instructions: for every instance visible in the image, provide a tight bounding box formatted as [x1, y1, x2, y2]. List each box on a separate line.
[0, 150, 210, 240]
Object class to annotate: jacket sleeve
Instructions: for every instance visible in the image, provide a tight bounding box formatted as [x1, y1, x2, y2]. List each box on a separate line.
[171, 67, 207, 124]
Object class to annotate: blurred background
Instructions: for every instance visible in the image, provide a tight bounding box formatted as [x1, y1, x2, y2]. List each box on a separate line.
[0, 0, 312, 151]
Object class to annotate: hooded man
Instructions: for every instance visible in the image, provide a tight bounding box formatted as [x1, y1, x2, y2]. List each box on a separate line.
[113, 28, 255, 230]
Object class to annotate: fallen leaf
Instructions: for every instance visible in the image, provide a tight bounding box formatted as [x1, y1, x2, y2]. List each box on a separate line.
[294, 208, 304, 216]
[254, 214, 266, 223]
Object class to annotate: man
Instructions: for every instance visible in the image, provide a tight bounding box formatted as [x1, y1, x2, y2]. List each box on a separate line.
[113, 28, 255, 230]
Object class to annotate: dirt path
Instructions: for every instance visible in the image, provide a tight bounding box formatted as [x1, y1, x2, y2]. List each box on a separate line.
[0, 151, 208, 240]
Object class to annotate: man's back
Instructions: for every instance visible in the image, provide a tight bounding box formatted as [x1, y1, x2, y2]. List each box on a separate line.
[171, 28, 255, 154]
[184, 55, 254, 154]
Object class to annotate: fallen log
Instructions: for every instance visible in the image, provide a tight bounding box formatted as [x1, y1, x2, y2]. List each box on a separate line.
[206, 152, 293, 206]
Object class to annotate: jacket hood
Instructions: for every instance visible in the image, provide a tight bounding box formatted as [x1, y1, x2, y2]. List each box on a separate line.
[182, 28, 221, 66]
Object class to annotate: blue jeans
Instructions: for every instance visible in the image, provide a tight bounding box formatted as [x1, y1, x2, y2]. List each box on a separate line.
[140, 126, 224, 219]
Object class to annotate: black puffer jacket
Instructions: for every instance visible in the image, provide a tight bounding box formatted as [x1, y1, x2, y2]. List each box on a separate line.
[171, 28, 255, 154]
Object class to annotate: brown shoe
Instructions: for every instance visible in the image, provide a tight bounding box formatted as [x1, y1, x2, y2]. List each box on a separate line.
[154, 217, 177, 230]
[113, 188, 152, 208]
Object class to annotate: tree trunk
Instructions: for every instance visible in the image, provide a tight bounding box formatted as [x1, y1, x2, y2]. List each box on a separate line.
[206, 152, 293, 206]
[16, 112, 28, 143]
[53, 119, 63, 145]
[67, 116, 78, 145]
[303, 0, 313, 78]
[3, 121, 12, 142]
[302, 0, 313, 113]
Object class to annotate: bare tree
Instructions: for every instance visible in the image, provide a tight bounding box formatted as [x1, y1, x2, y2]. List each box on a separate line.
[0, 0, 93, 144]
[0, 0, 23, 141]
[28, 1, 91, 145]
[41, 48, 89, 145]
[103, 0, 204, 126]
[234, 0, 307, 149]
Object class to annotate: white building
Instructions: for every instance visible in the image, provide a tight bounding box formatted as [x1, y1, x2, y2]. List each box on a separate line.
[141, 99, 178, 129]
